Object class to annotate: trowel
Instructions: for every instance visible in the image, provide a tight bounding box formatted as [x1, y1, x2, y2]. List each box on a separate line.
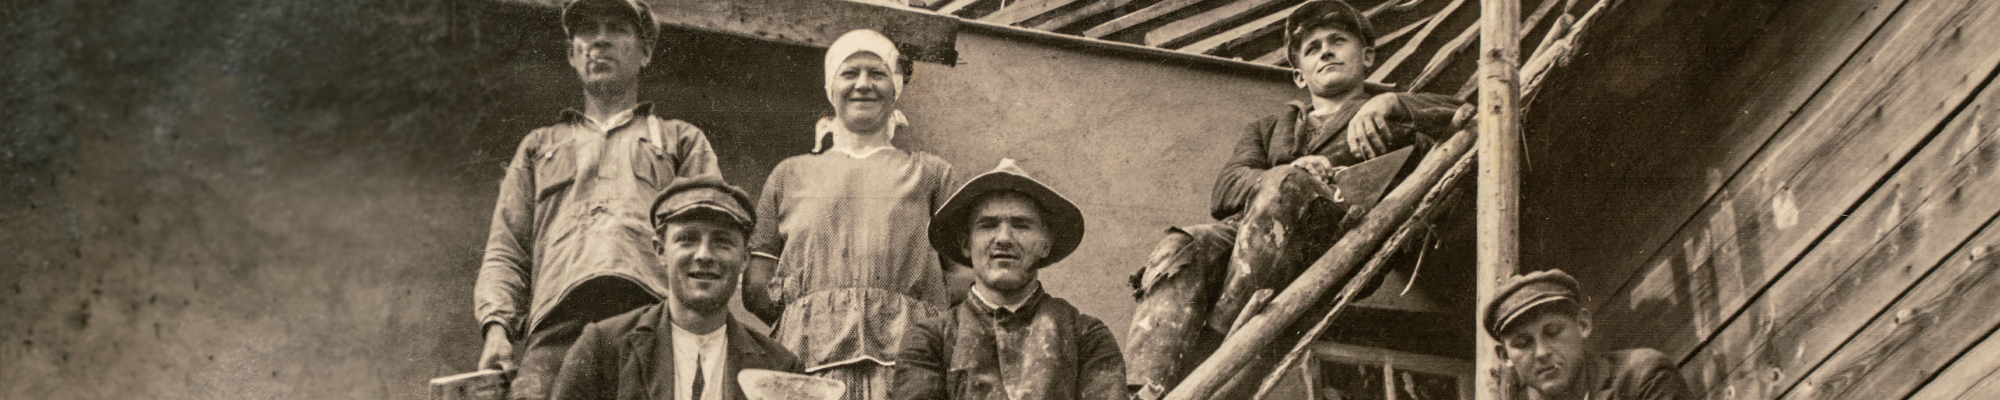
[1331, 146, 1416, 216]
[740, 369, 846, 400]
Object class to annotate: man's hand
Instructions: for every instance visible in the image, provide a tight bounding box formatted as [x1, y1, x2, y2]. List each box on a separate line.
[1287, 156, 1343, 182]
[477, 324, 515, 372]
[1347, 94, 1403, 159]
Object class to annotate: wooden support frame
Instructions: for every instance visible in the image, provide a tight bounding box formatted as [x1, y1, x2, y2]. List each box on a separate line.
[1029, 0, 1145, 31]
[1473, 2, 1522, 400]
[645, 0, 962, 64]
[1160, 125, 1478, 400]
[1083, 0, 1206, 38]
[979, 0, 1087, 25]
[1145, 0, 1293, 48]
[1367, 0, 1467, 83]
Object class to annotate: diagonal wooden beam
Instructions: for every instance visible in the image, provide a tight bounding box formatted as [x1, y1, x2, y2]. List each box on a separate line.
[1145, 0, 1293, 48]
[979, 0, 1088, 25]
[1366, 0, 1466, 83]
[933, 0, 987, 16]
[1175, 3, 1299, 55]
[1247, 9, 1434, 66]
[1029, 0, 1146, 31]
[1082, 0, 1205, 38]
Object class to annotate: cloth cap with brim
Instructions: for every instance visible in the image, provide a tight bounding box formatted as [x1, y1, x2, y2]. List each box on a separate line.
[1483, 269, 1584, 338]
[650, 175, 755, 233]
[562, 0, 659, 45]
[1283, 0, 1376, 65]
[929, 159, 1085, 269]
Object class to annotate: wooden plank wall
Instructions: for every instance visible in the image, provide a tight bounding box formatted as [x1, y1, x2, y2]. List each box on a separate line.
[1576, 0, 2000, 399]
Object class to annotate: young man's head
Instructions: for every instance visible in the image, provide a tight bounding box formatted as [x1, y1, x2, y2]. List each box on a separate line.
[1485, 270, 1594, 398]
[1283, 0, 1376, 99]
[650, 176, 756, 315]
[930, 159, 1087, 297]
[562, 0, 658, 91]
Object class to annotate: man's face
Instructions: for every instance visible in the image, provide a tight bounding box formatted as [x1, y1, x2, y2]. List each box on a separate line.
[658, 217, 747, 314]
[567, 13, 650, 89]
[961, 192, 1051, 295]
[1291, 26, 1374, 98]
[1500, 309, 1593, 397]
[831, 52, 900, 133]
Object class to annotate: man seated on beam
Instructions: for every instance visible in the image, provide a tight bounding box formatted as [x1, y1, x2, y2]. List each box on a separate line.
[1487, 269, 1694, 400]
[892, 159, 1127, 400]
[548, 177, 801, 400]
[1124, 0, 1468, 398]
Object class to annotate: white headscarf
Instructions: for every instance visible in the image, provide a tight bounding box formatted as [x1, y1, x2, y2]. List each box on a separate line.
[815, 29, 910, 155]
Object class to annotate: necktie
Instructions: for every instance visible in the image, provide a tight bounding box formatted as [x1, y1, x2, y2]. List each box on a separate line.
[690, 352, 705, 400]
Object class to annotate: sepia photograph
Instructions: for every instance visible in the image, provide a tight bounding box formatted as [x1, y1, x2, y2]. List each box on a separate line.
[2, 0, 1997, 399]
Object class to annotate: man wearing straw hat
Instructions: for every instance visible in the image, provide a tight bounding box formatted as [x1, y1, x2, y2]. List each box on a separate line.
[1486, 269, 1693, 400]
[473, 0, 722, 398]
[892, 159, 1127, 400]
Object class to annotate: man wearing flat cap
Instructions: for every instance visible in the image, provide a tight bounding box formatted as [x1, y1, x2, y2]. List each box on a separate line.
[549, 177, 800, 400]
[1125, 0, 1469, 397]
[1486, 269, 1693, 400]
[892, 159, 1126, 400]
[473, 0, 723, 398]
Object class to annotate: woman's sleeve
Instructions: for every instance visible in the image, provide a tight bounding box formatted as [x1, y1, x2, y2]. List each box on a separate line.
[750, 160, 790, 261]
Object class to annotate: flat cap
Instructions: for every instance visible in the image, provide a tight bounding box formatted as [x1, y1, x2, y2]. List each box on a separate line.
[650, 175, 755, 232]
[1284, 0, 1376, 65]
[1483, 269, 1583, 338]
[562, 0, 659, 44]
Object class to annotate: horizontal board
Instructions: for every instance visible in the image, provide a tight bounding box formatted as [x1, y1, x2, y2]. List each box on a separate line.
[1681, 51, 2000, 399]
[1593, 0, 2000, 369]
[1907, 329, 2000, 400]
[1558, 0, 1908, 312]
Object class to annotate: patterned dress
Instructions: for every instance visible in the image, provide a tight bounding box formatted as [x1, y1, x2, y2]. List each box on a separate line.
[750, 148, 955, 399]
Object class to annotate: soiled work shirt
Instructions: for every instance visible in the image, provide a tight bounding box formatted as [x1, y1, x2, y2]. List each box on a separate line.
[751, 149, 955, 371]
[893, 286, 1127, 400]
[475, 103, 721, 337]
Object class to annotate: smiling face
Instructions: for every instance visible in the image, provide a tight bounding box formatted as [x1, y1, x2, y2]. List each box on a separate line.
[657, 215, 747, 314]
[961, 192, 1052, 296]
[1291, 26, 1374, 99]
[831, 52, 900, 134]
[567, 12, 651, 90]
[1500, 306, 1594, 398]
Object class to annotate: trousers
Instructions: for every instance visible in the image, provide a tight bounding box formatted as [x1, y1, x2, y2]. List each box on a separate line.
[1125, 166, 1349, 400]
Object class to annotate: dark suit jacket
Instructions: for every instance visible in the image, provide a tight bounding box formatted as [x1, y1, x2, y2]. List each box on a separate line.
[549, 303, 801, 400]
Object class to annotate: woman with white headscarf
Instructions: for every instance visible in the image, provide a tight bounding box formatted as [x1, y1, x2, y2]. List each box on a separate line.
[744, 29, 957, 400]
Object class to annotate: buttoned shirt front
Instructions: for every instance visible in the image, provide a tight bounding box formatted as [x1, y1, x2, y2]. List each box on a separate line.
[475, 103, 723, 337]
[671, 322, 728, 400]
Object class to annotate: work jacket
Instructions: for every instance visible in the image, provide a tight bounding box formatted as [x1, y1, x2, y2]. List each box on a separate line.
[475, 103, 722, 338]
[549, 303, 801, 400]
[893, 287, 1126, 400]
[1211, 91, 1462, 220]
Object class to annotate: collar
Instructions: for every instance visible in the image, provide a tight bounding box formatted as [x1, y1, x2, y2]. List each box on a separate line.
[970, 282, 1043, 314]
[669, 319, 727, 347]
[560, 102, 656, 132]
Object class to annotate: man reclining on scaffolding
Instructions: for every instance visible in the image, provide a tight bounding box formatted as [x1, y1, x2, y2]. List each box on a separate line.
[1125, 1, 1467, 398]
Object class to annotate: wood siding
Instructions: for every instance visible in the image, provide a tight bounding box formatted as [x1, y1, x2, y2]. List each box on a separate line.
[1529, 0, 2000, 399]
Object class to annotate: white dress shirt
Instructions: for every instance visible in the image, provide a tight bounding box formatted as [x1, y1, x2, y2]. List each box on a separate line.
[670, 322, 728, 400]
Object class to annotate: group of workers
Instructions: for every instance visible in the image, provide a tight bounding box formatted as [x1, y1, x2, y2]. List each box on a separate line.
[468, 0, 1695, 399]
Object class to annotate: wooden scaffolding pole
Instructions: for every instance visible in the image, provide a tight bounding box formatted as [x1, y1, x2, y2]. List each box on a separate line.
[1475, 0, 1523, 399]
[1160, 128, 1479, 400]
